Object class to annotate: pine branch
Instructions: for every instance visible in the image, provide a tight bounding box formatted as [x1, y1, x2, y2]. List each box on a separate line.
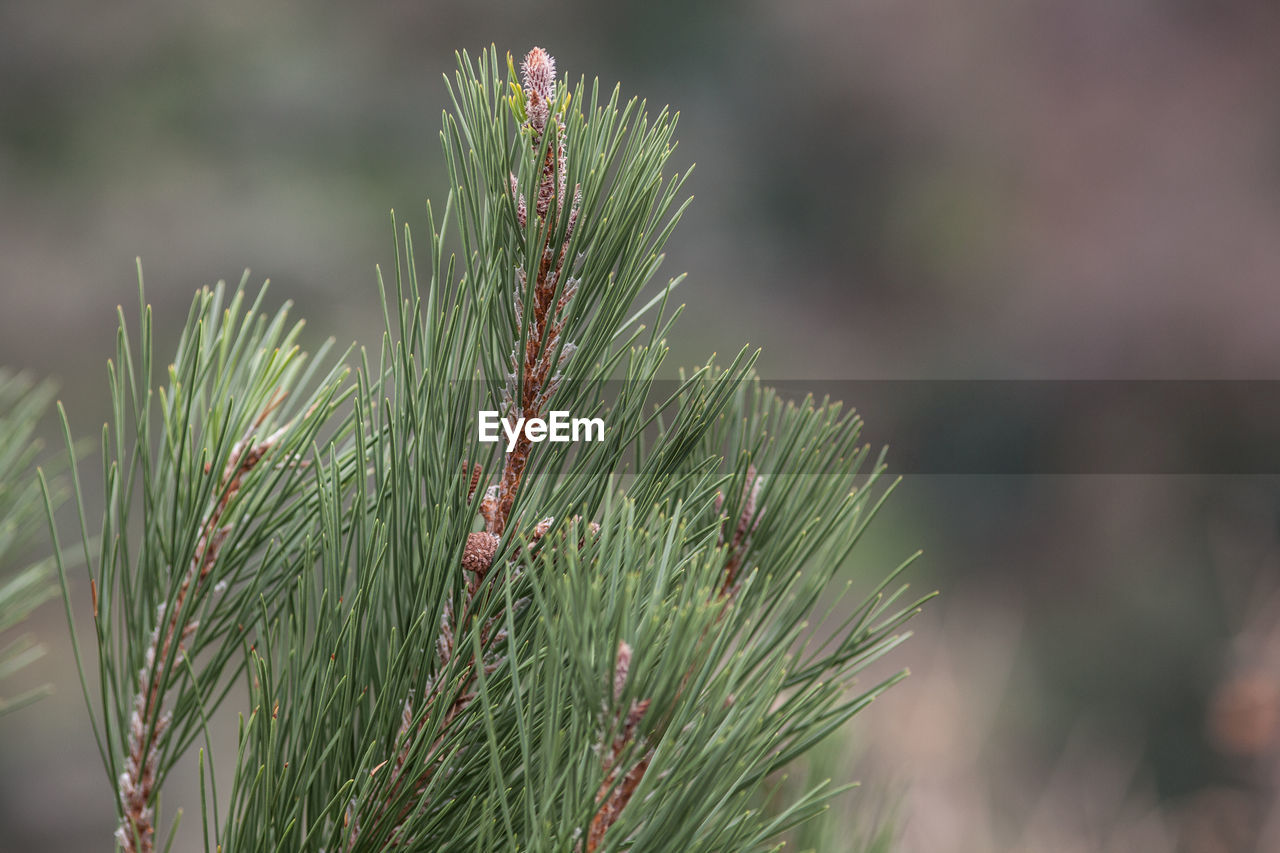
[583, 465, 764, 850]
[485, 46, 582, 536]
[49, 278, 355, 853]
[350, 47, 587, 848]
[46, 43, 926, 853]
[0, 371, 59, 716]
[116, 392, 291, 853]
[585, 642, 652, 852]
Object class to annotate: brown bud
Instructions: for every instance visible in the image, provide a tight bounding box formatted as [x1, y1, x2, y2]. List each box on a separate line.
[521, 47, 555, 101]
[532, 516, 555, 542]
[522, 47, 555, 134]
[466, 462, 483, 500]
[479, 485, 499, 528]
[462, 532, 500, 577]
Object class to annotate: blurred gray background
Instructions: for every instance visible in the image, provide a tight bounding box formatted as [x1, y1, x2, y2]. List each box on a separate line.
[4, 1, 1280, 850]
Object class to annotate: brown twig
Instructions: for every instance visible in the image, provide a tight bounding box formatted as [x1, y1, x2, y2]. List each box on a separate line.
[585, 642, 653, 853]
[716, 465, 764, 598]
[352, 46, 588, 850]
[484, 46, 582, 537]
[115, 393, 288, 853]
[355, 531, 507, 849]
[581, 471, 766, 850]
[350, 46, 586, 850]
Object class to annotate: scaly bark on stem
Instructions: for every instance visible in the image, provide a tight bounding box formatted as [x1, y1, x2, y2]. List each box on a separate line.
[116, 393, 287, 852]
[353, 49, 585, 850]
[582, 473, 766, 850]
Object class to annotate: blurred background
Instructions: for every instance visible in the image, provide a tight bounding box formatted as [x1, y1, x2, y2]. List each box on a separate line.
[3, 1, 1280, 850]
